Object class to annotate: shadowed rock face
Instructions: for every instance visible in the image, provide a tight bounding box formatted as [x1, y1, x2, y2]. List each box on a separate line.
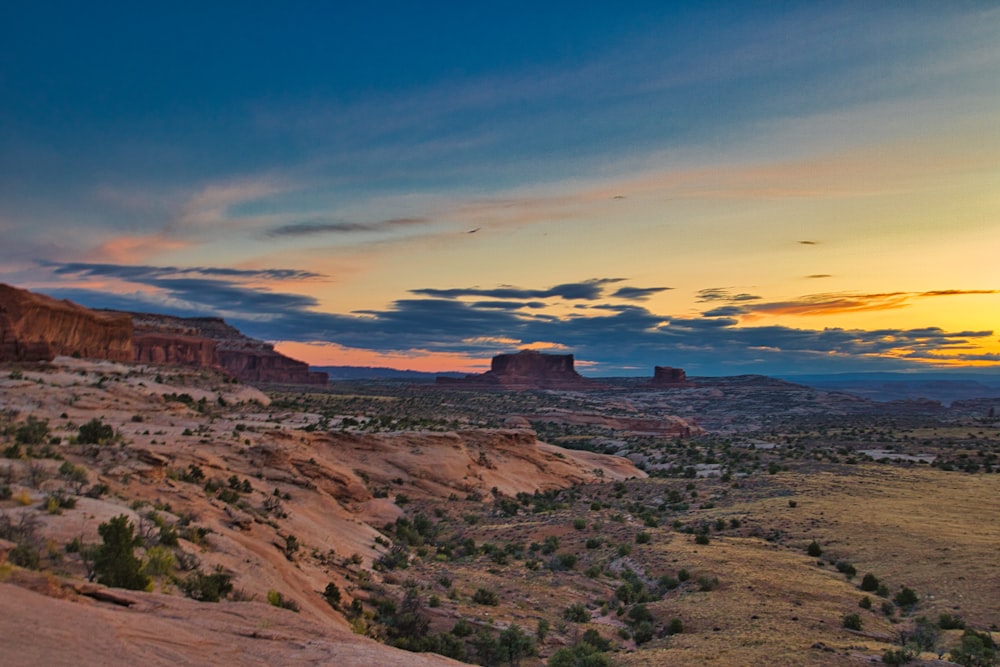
[128, 312, 327, 385]
[0, 283, 133, 362]
[650, 366, 691, 386]
[439, 349, 602, 390]
[133, 332, 218, 367]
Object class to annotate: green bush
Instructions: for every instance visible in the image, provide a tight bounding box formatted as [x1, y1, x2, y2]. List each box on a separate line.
[860, 573, 880, 592]
[322, 582, 342, 608]
[806, 540, 822, 557]
[267, 589, 300, 612]
[949, 629, 997, 667]
[563, 603, 589, 622]
[939, 613, 966, 630]
[894, 587, 919, 611]
[548, 643, 612, 667]
[667, 617, 684, 635]
[78, 418, 114, 445]
[472, 588, 498, 606]
[842, 613, 863, 631]
[181, 568, 233, 602]
[883, 647, 915, 665]
[15, 417, 49, 445]
[94, 515, 150, 591]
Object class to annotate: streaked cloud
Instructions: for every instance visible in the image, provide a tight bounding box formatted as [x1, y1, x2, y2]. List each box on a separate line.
[267, 217, 428, 238]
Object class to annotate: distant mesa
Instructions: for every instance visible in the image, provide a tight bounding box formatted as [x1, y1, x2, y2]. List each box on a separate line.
[649, 365, 693, 387]
[0, 283, 326, 385]
[438, 349, 604, 390]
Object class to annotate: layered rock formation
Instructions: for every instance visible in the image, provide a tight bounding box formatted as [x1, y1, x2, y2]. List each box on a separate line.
[649, 365, 692, 386]
[438, 349, 603, 390]
[128, 313, 327, 385]
[0, 283, 133, 362]
[0, 284, 325, 385]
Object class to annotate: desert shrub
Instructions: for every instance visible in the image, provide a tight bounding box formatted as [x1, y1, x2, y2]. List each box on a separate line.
[77, 418, 114, 445]
[636, 531, 651, 544]
[905, 616, 940, 652]
[585, 537, 602, 549]
[860, 573, 880, 592]
[181, 568, 233, 602]
[563, 603, 589, 623]
[836, 561, 857, 579]
[323, 582, 342, 608]
[267, 589, 300, 612]
[573, 518, 587, 530]
[549, 552, 577, 571]
[939, 613, 966, 630]
[142, 546, 174, 577]
[859, 596, 872, 610]
[470, 628, 500, 666]
[697, 574, 719, 592]
[58, 461, 88, 493]
[94, 515, 150, 591]
[667, 617, 684, 635]
[580, 628, 612, 651]
[452, 618, 474, 637]
[949, 629, 997, 667]
[497, 624, 535, 666]
[633, 621, 655, 645]
[806, 540, 822, 557]
[374, 545, 410, 571]
[842, 613, 863, 631]
[536, 618, 550, 642]
[883, 647, 916, 665]
[548, 643, 612, 667]
[894, 587, 919, 612]
[695, 533, 710, 545]
[15, 417, 49, 445]
[472, 587, 498, 606]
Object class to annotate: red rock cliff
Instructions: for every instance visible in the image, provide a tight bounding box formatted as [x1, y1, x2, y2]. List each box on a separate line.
[128, 313, 326, 385]
[0, 283, 133, 362]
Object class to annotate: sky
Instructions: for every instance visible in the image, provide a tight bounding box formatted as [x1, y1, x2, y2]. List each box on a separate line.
[1, 2, 999, 376]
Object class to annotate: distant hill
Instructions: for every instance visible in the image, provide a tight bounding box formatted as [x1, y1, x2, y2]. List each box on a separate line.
[781, 371, 1000, 405]
[313, 366, 466, 381]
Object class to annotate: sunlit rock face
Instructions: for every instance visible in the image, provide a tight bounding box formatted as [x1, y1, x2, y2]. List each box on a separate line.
[0, 283, 326, 385]
[0, 283, 133, 362]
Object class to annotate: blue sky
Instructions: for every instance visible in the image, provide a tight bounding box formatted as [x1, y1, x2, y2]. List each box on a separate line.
[2, 2, 999, 375]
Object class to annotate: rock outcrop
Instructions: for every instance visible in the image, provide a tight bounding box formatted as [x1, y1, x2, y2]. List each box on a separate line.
[127, 313, 327, 385]
[133, 332, 218, 367]
[0, 283, 133, 362]
[438, 349, 603, 390]
[0, 284, 325, 385]
[649, 365, 692, 386]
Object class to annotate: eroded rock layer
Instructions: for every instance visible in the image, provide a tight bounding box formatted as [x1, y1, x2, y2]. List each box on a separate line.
[0, 283, 133, 362]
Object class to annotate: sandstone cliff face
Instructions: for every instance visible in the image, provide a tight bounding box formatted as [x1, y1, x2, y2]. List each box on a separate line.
[0, 283, 133, 362]
[438, 349, 602, 390]
[129, 312, 327, 384]
[133, 332, 218, 367]
[217, 347, 327, 385]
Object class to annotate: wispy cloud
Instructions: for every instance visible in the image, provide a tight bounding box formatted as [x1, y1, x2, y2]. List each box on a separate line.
[412, 278, 625, 302]
[46, 262, 323, 282]
[267, 217, 428, 238]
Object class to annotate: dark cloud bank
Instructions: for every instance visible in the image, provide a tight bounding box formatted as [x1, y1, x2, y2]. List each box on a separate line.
[41, 262, 996, 376]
